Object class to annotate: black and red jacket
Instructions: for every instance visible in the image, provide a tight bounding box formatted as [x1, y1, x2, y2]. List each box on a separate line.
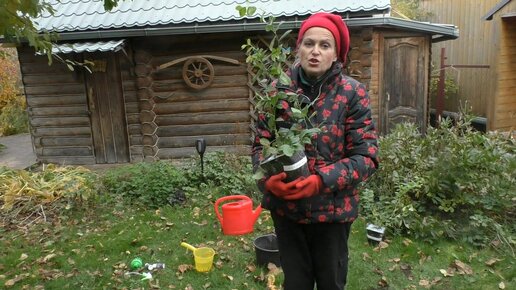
[252, 62, 379, 223]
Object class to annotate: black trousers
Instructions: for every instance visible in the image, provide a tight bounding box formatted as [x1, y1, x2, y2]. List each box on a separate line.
[272, 212, 352, 290]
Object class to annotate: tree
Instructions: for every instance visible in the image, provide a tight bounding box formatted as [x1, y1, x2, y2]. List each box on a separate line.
[0, 0, 122, 62]
[391, 0, 433, 21]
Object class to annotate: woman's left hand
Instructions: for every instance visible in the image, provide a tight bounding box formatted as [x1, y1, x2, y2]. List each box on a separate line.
[282, 174, 323, 200]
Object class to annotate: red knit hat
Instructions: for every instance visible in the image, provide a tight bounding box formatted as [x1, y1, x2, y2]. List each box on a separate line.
[296, 12, 350, 63]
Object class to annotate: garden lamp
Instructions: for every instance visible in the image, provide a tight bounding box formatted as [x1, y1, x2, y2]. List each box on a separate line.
[195, 138, 206, 176]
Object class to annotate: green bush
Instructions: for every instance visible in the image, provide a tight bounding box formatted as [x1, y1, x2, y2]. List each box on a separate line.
[182, 151, 259, 199]
[101, 161, 188, 208]
[361, 117, 515, 252]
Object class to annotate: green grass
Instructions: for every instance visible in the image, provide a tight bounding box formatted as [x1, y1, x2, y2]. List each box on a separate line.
[1, 194, 514, 290]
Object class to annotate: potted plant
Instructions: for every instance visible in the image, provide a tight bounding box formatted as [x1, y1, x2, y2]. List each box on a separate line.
[240, 11, 320, 182]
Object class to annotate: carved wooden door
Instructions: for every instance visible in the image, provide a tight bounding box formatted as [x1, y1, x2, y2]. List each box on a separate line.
[381, 37, 428, 134]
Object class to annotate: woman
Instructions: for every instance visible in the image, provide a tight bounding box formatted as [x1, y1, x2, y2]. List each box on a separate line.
[252, 12, 379, 290]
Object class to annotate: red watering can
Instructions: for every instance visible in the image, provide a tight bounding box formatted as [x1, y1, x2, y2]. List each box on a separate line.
[214, 195, 262, 235]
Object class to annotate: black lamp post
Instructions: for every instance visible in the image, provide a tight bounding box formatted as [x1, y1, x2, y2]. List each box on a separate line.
[195, 138, 206, 177]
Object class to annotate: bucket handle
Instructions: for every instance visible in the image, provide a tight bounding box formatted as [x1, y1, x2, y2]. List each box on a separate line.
[214, 195, 251, 224]
[180, 242, 197, 252]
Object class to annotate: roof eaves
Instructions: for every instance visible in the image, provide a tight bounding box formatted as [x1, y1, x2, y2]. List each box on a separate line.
[483, 0, 512, 20]
[40, 15, 458, 43]
[346, 17, 459, 42]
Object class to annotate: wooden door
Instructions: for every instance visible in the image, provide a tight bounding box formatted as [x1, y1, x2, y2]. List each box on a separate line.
[381, 37, 428, 134]
[85, 52, 130, 163]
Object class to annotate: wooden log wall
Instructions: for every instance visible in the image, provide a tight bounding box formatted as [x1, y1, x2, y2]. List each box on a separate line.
[119, 46, 143, 162]
[133, 34, 252, 160]
[18, 47, 96, 165]
[348, 28, 377, 123]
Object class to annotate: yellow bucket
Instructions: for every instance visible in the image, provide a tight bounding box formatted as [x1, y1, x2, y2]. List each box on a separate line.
[180, 242, 215, 272]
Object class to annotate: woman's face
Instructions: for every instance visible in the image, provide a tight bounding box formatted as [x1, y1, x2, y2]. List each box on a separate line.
[298, 27, 337, 79]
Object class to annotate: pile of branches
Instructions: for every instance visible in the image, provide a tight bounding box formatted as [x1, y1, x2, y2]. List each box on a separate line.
[0, 164, 99, 229]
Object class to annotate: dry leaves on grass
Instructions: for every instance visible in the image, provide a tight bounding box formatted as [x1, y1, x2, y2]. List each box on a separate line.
[439, 259, 473, 278]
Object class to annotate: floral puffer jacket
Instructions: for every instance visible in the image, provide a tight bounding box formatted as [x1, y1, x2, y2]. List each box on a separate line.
[252, 62, 379, 224]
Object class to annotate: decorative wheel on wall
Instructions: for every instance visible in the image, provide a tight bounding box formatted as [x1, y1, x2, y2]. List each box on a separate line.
[182, 57, 214, 90]
[156, 55, 240, 92]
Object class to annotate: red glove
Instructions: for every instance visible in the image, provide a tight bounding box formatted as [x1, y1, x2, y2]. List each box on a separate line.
[283, 174, 323, 200]
[265, 172, 303, 198]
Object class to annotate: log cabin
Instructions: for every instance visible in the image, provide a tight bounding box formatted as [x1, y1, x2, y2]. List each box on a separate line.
[483, 0, 516, 133]
[9, 0, 458, 165]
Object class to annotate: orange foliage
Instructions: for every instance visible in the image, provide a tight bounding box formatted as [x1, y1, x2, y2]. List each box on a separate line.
[0, 47, 22, 111]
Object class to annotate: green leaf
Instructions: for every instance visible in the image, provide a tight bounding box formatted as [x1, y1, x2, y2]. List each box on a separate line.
[247, 6, 257, 16]
[291, 107, 303, 118]
[279, 145, 295, 157]
[235, 5, 246, 17]
[279, 71, 291, 85]
[259, 138, 271, 146]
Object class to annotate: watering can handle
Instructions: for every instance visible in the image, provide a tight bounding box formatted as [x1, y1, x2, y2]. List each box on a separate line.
[214, 195, 251, 224]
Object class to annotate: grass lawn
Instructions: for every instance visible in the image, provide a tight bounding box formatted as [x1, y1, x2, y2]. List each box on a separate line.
[0, 193, 513, 290]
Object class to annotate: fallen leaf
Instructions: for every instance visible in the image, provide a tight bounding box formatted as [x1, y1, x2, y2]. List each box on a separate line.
[452, 260, 473, 275]
[499, 281, 505, 289]
[403, 239, 413, 246]
[177, 264, 191, 274]
[373, 241, 389, 251]
[431, 277, 443, 285]
[40, 253, 56, 263]
[440, 269, 454, 277]
[418, 250, 429, 265]
[19, 253, 28, 261]
[223, 274, 234, 281]
[192, 207, 200, 218]
[419, 279, 430, 286]
[266, 274, 279, 290]
[246, 264, 256, 272]
[400, 263, 413, 280]
[373, 268, 384, 276]
[378, 276, 388, 287]
[485, 258, 501, 267]
[5, 279, 16, 287]
[362, 252, 372, 261]
[215, 260, 224, 268]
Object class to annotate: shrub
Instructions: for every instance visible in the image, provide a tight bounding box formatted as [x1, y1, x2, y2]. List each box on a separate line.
[182, 151, 259, 199]
[360, 117, 515, 252]
[0, 97, 28, 136]
[101, 161, 188, 208]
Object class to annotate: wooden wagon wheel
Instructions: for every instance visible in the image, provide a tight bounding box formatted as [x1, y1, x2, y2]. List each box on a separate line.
[182, 57, 214, 90]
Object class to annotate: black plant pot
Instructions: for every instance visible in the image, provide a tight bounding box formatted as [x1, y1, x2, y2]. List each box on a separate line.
[260, 151, 310, 182]
[253, 234, 281, 268]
